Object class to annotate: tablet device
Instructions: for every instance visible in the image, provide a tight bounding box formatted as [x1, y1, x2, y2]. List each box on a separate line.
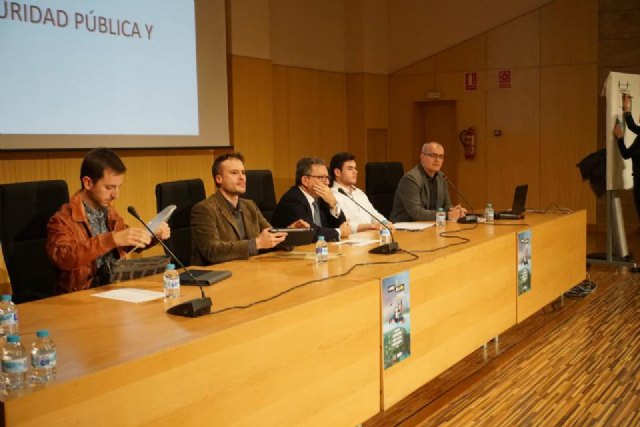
[271, 228, 315, 248]
[270, 228, 311, 233]
[180, 269, 232, 286]
[147, 205, 176, 235]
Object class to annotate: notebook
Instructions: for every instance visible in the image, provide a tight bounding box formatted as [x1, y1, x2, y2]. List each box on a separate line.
[495, 185, 528, 220]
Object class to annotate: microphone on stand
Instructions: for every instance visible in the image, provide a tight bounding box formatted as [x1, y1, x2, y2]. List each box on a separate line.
[127, 206, 212, 318]
[337, 188, 399, 254]
[442, 175, 478, 224]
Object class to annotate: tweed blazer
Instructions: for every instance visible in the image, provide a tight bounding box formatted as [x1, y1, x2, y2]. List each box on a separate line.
[191, 191, 270, 266]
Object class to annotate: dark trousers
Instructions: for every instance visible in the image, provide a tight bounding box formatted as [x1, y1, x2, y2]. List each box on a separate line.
[634, 179, 640, 219]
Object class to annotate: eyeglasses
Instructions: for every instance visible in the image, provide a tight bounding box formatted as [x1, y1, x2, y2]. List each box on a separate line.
[307, 175, 330, 181]
[422, 152, 445, 160]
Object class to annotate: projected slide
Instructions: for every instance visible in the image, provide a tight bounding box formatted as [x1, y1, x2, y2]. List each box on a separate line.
[0, 0, 199, 136]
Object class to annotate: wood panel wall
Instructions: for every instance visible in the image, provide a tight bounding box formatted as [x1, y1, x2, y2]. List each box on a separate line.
[232, 57, 387, 197]
[388, 0, 598, 219]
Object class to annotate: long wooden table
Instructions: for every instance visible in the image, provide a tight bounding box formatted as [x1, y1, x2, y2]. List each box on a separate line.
[0, 211, 586, 426]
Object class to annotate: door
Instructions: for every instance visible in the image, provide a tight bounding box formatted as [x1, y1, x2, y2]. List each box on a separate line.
[419, 101, 461, 205]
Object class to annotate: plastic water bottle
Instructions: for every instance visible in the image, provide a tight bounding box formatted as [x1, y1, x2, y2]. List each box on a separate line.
[379, 221, 392, 245]
[436, 208, 446, 228]
[30, 329, 57, 384]
[315, 236, 329, 263]
[0, 294, 18, 337]
[163, 264, 180, 299]
[485, 203, 495, 224]
[2, 334, 27, 391]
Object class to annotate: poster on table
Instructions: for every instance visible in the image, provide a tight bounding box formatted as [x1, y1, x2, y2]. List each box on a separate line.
[517, 230, 532, 295]
[381, 271, 411, 370]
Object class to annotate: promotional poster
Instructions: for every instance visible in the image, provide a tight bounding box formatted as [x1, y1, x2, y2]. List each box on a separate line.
[517, 230, 532, 295]
[382, 271, 411, 370]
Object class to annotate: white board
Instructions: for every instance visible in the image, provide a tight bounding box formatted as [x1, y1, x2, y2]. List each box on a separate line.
[603, 72, 640, 191]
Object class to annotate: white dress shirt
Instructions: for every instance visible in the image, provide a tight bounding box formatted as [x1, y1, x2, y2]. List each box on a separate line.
[299, 186, 342, 237]
[331, 182, 387, 234]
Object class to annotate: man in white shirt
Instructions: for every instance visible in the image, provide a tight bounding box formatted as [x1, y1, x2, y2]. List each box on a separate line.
[329, 152, 392, 234]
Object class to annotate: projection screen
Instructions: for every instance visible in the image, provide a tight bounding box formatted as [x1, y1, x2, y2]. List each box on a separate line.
[0, 0, 229, 149]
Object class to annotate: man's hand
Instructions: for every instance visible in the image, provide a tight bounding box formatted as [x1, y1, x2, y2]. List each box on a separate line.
[448, 205, 466, 222]
[288, 219, 311, 229]
[313, 183, 337, 207]
[623, 93, 631, 113]
[153, 222, 171, 240]
[256, 228, 287, 250]
[113, 227, 152, 248]
[370, 220, 394, 231]
[339, 221, 351, 239]
[614, 123, 624, 139]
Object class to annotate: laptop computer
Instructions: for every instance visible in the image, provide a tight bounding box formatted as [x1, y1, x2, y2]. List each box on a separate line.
[494, 184, 528, 220]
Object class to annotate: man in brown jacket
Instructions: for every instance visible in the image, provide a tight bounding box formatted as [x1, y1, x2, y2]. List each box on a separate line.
[191, 153, 308, 265]
[46, 148, 170, 293]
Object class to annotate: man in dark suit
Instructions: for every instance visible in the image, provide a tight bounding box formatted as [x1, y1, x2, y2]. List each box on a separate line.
[271, 157, 350, 242]
[390, 142, 466, 222]
[191, 153, 308, 265]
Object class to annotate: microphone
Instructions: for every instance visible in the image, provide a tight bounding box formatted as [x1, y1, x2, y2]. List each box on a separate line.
[337, 187, 399, 254]
[442, 175, 478, 224]
[127, 206, 212, 318]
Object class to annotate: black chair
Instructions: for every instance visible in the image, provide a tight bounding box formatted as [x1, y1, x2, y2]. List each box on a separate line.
[244, 170, 277, 223]
[155, 179, 206, 267]
[0, 180, 69, 303]
[365, 162, 404, 219]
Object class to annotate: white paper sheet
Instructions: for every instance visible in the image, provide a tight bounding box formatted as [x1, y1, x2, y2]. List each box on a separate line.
[334, 238, 379, 247]
[92, 288, 165, 304]
[272, 251, 344, 260]
[394, 222, 435, 231]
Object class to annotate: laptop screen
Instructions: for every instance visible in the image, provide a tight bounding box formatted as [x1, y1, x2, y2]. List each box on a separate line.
[511, 185, 528, 214]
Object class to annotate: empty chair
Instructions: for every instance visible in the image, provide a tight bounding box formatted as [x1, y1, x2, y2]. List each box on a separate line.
[365, 162, 404, 219]
[0, 180, 70, 303]
[243, 170, 277, 223]
[155, 179, 206, 267]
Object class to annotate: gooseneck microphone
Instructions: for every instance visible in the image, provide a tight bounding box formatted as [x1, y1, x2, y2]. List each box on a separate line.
[127, 206, 212, 317]
[337, 187, 399, 254]
[442, 176, 478, 224]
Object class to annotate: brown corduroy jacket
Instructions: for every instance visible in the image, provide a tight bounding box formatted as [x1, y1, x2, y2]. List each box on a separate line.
[190, 191, 270, 266]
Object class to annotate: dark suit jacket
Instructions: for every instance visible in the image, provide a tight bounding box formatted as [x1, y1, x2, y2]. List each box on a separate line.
[390, 165, 451, 222]
[191, 191, 271, 265]
[271, 186, 346, 241]
[577, 149, 606, 197]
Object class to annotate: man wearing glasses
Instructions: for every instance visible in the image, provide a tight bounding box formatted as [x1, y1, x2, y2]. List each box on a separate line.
[390, 142, 466, 222]
[271, 157, 350, 241]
